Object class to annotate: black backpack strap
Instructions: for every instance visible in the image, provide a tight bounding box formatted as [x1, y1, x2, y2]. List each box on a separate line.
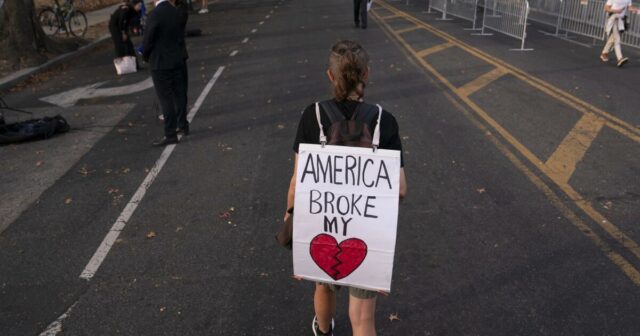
[355, 102, 383, 150]
[319, 100, 346, 124]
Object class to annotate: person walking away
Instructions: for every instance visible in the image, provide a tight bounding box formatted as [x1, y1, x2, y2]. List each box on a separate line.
[143, 0, 189, 146]
[198, 0, 208, 14]
[109, 0, 143, 66]
[175, 0, 190, 134]
[600, 0, 638, 67]
[353, 0, 368, 29]
[285, 40, 407, 336]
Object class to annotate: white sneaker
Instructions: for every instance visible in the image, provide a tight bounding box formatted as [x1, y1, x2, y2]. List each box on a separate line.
[312, 316, 335, 336]
[198, 8, 209, 14]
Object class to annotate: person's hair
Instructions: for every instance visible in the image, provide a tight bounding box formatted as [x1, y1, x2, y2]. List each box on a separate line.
[129, 0, 142, 6]
[329, 40, 370, 101]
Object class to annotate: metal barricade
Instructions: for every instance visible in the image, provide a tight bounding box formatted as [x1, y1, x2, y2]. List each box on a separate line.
[429, 0, 449, 19]
[558, 0, 607, 41]
[621, 12, 640, 48]
[528, 0, 564, 35]
[476, 0, 533, 50]
[448, 0, 482, 29]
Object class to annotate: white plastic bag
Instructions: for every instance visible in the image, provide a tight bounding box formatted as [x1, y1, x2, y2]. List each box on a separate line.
[114, 56, 137, 75]
[367, 0, 373, 11]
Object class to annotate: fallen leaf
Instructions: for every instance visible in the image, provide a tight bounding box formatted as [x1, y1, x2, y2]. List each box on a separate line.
[602, 201, 613, 210]
[477, 188, 486, 194]
[64, 197, 73, 205]
[147, 231, 157, 239]
[160, 306, 166, 312]
[219, 212, 231, 220]
[389, 313, 400, 322]
[122, 168, 131, 174]
[36, 161, 44, 167]
[175, 226, 184, 232]
[78, 166, 90, 176]
[277, 124, 285, 129]
[229, 207, 235, 212]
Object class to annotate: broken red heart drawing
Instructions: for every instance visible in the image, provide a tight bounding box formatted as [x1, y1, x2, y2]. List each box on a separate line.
[309, 234, 368, 280]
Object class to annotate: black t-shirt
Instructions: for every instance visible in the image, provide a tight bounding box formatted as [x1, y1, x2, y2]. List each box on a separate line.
[293, 99, 404, 167]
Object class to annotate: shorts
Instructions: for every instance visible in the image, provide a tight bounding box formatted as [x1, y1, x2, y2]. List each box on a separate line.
[318, 282, 377, 299]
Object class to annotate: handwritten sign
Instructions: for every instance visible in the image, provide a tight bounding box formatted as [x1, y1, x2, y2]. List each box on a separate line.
[293, 144, 401, 292]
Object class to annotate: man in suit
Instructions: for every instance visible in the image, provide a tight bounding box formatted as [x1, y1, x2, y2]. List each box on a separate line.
[143, 0, 189, 146]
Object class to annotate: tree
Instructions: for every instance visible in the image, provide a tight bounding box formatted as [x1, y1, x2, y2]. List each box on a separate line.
[0, 0, 78, 70]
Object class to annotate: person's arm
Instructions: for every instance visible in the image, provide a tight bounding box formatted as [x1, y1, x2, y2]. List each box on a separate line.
[605, 3, 622, 13]
[119, 7, 130, 40]
[142, 11, 158, 62]
[399, 168, 407, 199]
[284, 154, 298, 222]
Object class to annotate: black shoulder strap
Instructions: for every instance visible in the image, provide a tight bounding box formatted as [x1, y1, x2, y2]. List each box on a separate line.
[319, 100, 345, 124]
[354, 102, 379, 124]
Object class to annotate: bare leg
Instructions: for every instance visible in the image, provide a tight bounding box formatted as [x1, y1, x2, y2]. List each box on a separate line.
[314, 284, 336, 333]
[349, 295, 377, 336]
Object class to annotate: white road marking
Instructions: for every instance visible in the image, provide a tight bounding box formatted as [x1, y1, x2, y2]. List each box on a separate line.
[251, 28, 257, 33]
[39, 303, 77, 336]
[259, 21, 264, 25]
[265, 14, 270, 19]
[79, 66, 225, 280]
[230, 50, 239, 57]
[242, 37, 249, 43]
[40, 77, 154, 108]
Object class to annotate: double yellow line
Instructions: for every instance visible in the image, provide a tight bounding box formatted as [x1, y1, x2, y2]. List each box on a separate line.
[372, 1, 640, 285]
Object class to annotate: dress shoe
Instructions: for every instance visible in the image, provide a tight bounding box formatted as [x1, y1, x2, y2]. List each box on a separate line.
[177, 126, 190, 136]
[152, 136, 178, 147]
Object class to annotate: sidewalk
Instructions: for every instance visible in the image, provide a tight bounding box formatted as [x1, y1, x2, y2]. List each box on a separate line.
[0, 0, 153, 91]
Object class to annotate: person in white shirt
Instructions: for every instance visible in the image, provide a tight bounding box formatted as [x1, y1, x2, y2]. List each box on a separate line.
[600, 0, 638, 67]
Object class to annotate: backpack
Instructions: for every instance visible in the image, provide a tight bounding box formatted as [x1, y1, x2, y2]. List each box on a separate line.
[314, 100, 383, 150]
[0, 115, 70, 145]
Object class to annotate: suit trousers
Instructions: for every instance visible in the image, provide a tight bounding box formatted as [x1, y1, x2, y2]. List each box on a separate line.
[354, 0, 367, 27]
[152, 63, 188, 138]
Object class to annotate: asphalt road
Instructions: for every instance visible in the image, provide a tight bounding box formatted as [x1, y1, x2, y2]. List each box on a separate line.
[1, 0, 639, 335]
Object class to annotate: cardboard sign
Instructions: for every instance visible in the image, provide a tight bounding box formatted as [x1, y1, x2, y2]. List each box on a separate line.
[293, 144, 401, 292]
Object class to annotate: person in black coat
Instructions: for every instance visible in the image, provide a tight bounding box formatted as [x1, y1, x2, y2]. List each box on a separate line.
[143, 0, 189, 146]
[109, 0, 143, 58]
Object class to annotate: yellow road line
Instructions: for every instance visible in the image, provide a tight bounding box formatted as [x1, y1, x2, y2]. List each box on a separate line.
[415, 42, 455, 58]
[457, 67, 508, 97]
[441, 91, 640, 287]
[545, 113, 606, 184]
[373, 2, 640, 144]
[380, 14, 400, 20]
[395, 26, 422, 34]
[371, 4, 640, 280]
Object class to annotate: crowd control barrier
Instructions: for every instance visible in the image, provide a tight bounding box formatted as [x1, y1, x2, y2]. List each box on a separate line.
[528, 0, 564, 35]
[558, 0, 607, 41]
[476, 0, 533, 50]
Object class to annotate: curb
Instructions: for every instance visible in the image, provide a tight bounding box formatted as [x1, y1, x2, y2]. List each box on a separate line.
[0, 35, 111, 92]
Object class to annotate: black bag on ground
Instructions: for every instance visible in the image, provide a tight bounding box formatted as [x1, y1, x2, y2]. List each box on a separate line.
[0, 115, 70, 145]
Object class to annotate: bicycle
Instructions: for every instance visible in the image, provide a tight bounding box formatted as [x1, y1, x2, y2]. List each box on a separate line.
[38, 0, 88, 38]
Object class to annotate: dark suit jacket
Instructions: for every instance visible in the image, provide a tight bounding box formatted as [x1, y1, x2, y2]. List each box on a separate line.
[142, 1, 186, 70]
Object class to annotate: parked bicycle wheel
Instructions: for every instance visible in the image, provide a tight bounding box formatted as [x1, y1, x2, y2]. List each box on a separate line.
[38, 8, 61, 36]
[68, 10, 87, 37]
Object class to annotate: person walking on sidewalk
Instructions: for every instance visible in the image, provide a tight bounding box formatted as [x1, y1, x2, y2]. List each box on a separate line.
[285, 40, 407, 336]
[198, 0, 208, 14]
[109, 0, 143, 61]
[353, 0, 370, 29]
[600, 0, 638, 67]
[143, 0, 189, 146]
